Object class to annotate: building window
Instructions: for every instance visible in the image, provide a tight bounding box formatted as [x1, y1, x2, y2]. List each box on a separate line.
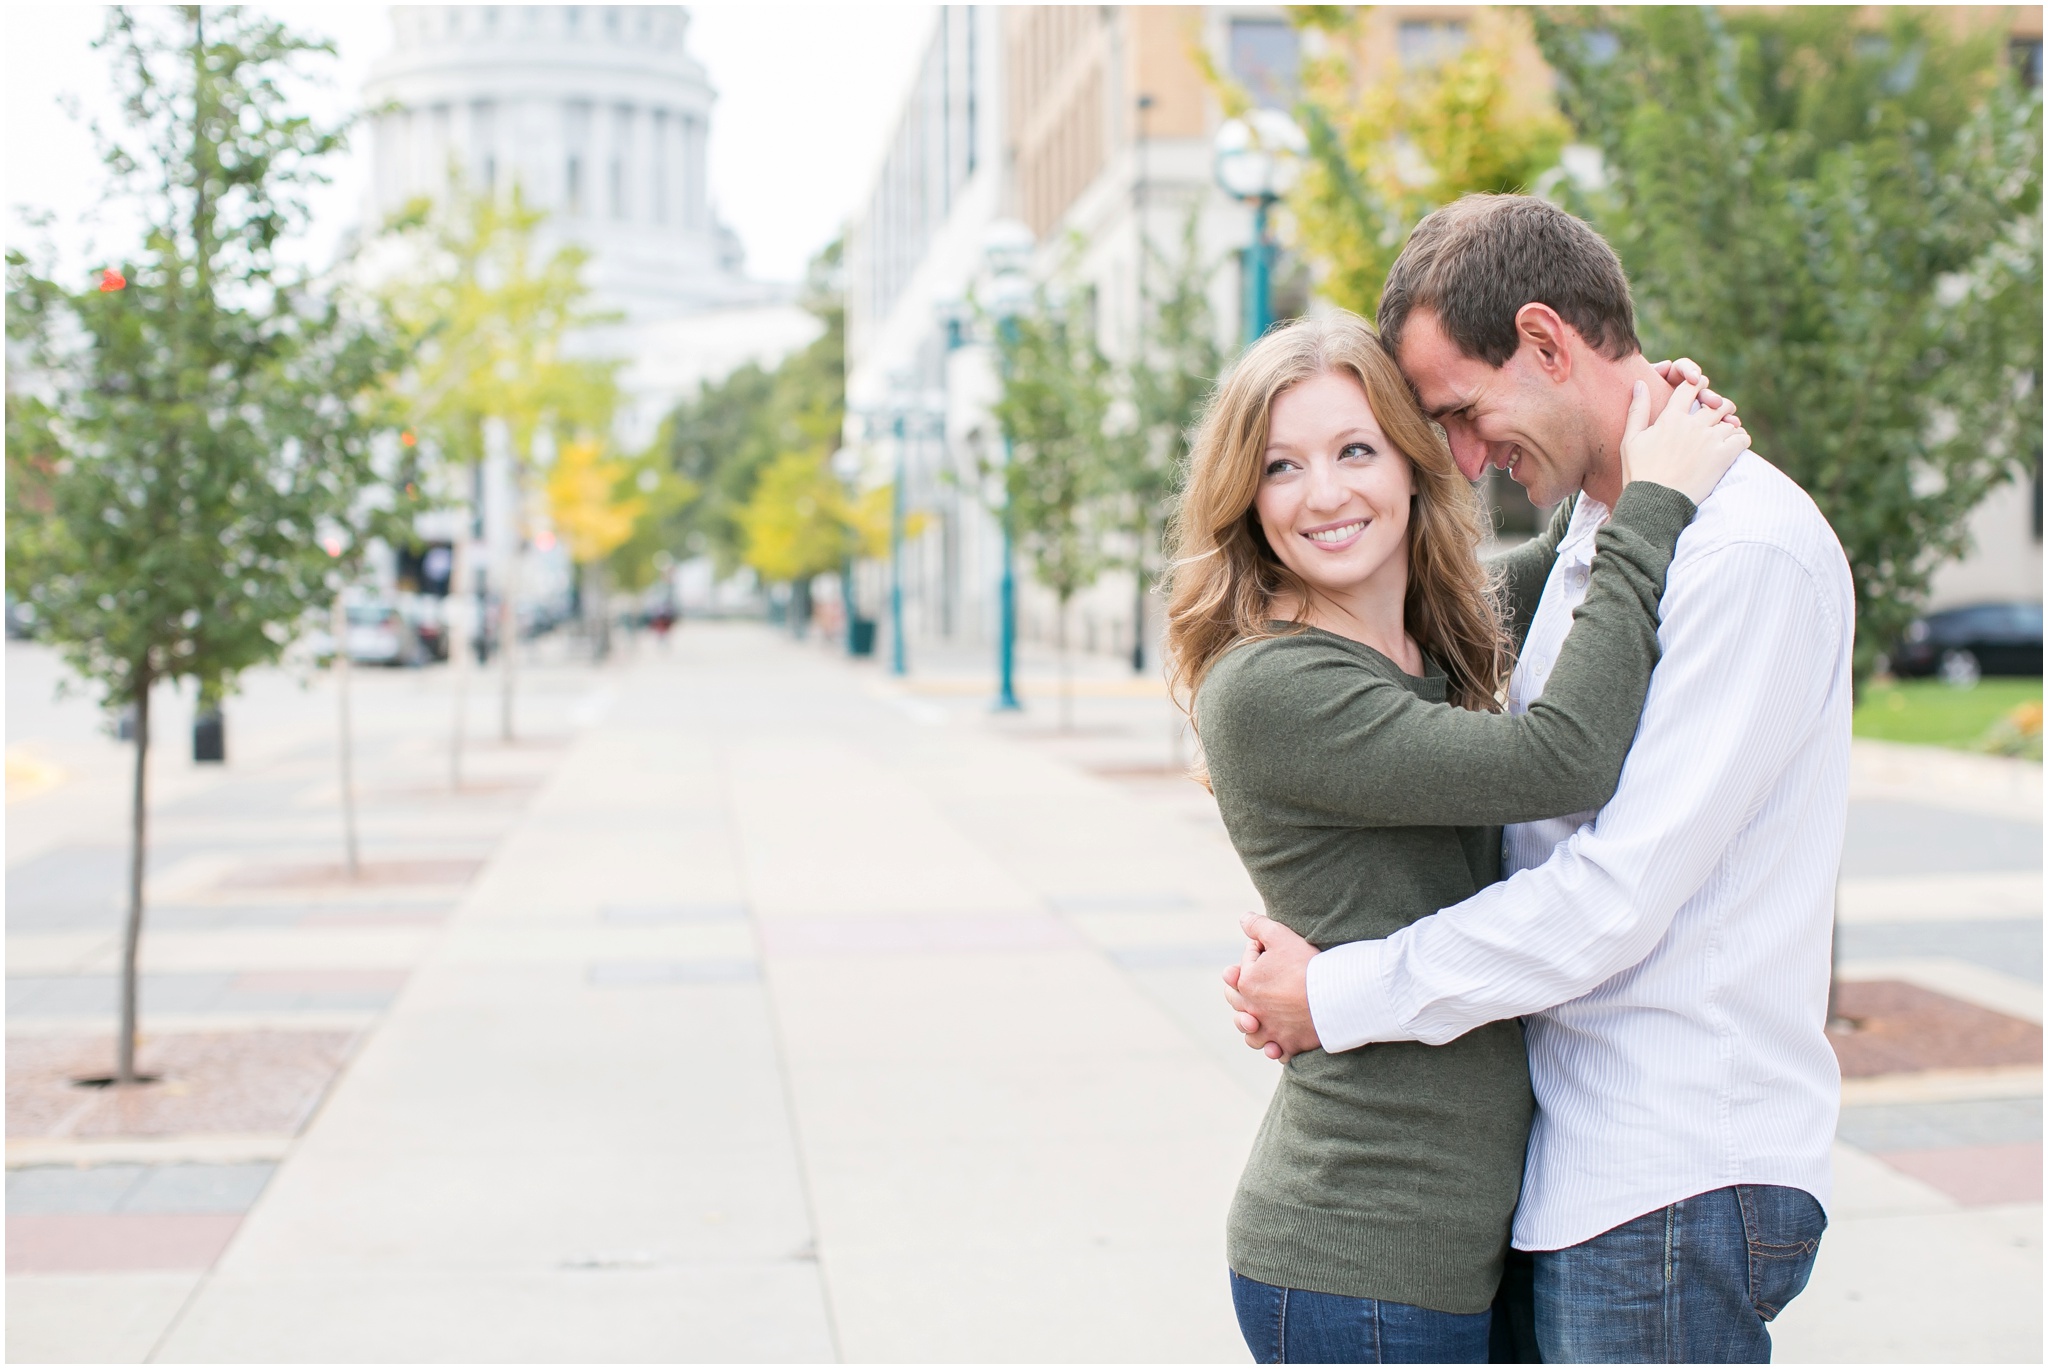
[1229, 19, 1300, 109]
[611, 105, 634, 220]
[1399, 19, 1468, 69]
[651, 110, 669, 224]
[2033, 445, 2043, 543]
[564, 100, 591, 215]
[470, 99, 495, 192]
[2013, 37, 2043, 89]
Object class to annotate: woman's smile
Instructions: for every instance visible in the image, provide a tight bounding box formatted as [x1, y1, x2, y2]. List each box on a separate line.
[1303, 519, 1369, 549]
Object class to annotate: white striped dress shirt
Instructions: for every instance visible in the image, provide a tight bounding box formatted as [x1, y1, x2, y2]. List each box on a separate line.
[1305, 451, 1854, 1251]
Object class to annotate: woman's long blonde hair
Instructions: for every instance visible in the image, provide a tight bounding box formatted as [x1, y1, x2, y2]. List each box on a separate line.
[1164, 311, 1511, 726]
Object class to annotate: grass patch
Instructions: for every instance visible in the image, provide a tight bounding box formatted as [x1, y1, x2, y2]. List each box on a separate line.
[1854, 676, 2043, 758]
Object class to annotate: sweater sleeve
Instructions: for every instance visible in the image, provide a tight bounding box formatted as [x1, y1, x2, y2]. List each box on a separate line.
[1486, 497, 1575, 653]
[1201, 482, 1694, 829]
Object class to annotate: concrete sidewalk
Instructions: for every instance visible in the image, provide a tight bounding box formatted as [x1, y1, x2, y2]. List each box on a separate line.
[8, 623, 2039, 1361]
[148, 626, 1269, 1361]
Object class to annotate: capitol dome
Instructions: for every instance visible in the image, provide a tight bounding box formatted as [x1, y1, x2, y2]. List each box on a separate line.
[363, 4, 771, 324]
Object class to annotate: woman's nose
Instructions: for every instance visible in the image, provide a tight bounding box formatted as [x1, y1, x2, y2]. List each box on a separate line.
[1303, 457, 1347, 508]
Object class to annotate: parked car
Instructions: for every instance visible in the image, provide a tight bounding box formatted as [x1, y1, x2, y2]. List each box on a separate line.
[5, 596, 35, 640]
[344, 602, 428, 667]
[1891, 601, 2043, 682]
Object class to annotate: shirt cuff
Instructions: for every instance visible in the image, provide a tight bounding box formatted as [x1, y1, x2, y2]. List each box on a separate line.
[1306, 938, 1417, 1052]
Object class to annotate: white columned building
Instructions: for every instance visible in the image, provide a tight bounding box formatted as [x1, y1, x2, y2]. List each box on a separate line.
[363, 5, 820, 439]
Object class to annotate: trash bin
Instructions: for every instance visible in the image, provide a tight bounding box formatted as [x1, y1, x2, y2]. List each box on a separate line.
[848, 618, 877, 657]
[193, 707, 225, 763]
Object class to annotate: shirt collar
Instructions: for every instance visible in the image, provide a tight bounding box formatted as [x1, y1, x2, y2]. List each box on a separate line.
[1557, 491, 1612, 563]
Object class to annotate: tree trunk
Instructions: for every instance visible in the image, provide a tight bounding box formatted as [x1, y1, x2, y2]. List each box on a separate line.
[448, 533, 472, 789]
[333, 598, 360, 879]
[116, 670, 151, 1085]
[1057, 594, 1074, 733]
[498, 477, 521, 741]
[586, 562, 612, 662]
[1131, 564, 1147, 674]
[791, 577, 813, 639]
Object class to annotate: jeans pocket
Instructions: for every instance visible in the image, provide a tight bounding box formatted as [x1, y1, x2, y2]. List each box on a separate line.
[1738, 1186, 1827, 1321]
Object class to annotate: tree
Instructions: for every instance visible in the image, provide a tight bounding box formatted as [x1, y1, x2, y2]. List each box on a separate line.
[657, 240, 843, 578]
[545, 435, 642, 658]
[379, 188, 619, 740]
[5, 7, 391, 1085]
[992, 280, 1119, 727]
[1115, 211, 1224, 672]
[1534, 6, 2042, 682]
[736, 448, 889, 631]
[1287, 8, 1569, 316]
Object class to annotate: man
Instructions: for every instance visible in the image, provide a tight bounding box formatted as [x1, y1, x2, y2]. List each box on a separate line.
[1223, 194, 1852, 1363]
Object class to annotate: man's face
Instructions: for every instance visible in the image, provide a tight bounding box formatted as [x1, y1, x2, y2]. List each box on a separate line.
[1394, 309, 1591, 508]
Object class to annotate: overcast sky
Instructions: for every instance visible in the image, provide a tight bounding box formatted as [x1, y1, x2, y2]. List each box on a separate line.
[3, 4, 936, 284]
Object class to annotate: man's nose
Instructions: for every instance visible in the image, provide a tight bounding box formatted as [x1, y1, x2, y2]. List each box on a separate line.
[1447, 431, 1491, 483]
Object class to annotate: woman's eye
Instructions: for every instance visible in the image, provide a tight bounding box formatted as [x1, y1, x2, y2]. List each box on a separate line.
[1340, 443, 1375, 461]
[1264, 458, 1298, 477]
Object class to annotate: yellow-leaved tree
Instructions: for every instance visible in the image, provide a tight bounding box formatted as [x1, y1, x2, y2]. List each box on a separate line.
[547, 436, 645, 658]
[737, 449, 893, 632]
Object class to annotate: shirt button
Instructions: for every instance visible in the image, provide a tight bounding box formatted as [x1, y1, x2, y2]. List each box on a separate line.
[1570, 566, 1590, 588]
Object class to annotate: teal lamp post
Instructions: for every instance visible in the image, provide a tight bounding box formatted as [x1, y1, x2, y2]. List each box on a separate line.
[980, 219, 1035, 714]
[889, 403, 908, 676]
[1213, 111, 1307, 346]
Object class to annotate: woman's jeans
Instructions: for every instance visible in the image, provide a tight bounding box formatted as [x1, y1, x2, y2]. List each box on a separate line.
[1230, 1271, 1492, 1364]
[1489, 1184, 1828, 1363]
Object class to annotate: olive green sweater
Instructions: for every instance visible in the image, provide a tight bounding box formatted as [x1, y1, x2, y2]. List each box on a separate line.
[1197, 482, 1695, 1314]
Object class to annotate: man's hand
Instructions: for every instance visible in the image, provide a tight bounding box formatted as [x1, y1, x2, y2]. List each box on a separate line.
[1221, 913, 1322, 1061]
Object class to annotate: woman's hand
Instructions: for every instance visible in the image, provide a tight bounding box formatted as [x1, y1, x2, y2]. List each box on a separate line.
[1620, 378, 1749, 506]
[1650, 358, 1741, 423]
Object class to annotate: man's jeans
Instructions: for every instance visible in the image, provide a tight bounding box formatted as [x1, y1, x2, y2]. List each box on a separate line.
[1490, 1184, 1826, 1363]
[1231, 1271, 1493, 1364]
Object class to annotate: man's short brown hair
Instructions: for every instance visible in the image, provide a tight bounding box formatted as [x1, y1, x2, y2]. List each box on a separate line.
[1377, 194, 1641, 368]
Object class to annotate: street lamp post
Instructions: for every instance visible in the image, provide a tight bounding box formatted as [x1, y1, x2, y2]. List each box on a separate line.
[981, 219, 1036, 714]
[1214, 111, 1307, 346]
[889, 408, 908, 676]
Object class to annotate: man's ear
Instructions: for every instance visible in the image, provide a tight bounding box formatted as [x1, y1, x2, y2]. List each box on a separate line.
[1513, 303, 1577, 386]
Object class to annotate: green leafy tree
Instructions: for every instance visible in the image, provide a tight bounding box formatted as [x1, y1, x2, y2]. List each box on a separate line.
[1115, 211, 1224, 671]
[1288, 7, 1569, 315]
[5, 7, 392, 1084]
[993, 279, 1119, 727]
[658, 240, 844, 576]
[378, 187, 619, 740]
[1534, 6, 2042, 682]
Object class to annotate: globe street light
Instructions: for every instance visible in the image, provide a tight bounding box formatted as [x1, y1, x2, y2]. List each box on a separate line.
[979, 218, 1035, 713]
[1213, 110, 1306, 345]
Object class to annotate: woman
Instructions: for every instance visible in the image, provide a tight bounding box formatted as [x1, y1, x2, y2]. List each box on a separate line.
[1163, 313, 1745, 1364]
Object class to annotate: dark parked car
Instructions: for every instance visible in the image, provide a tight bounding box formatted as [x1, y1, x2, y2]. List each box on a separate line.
[1892, 601, 2043, 682]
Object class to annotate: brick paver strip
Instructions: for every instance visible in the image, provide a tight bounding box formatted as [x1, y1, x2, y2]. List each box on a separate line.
[6, 1031, 357, 1138]
[1828, 979, 2043, 1076]
[6, 1212, 244, 1273]
[1875, 1141, 2045, 1206]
